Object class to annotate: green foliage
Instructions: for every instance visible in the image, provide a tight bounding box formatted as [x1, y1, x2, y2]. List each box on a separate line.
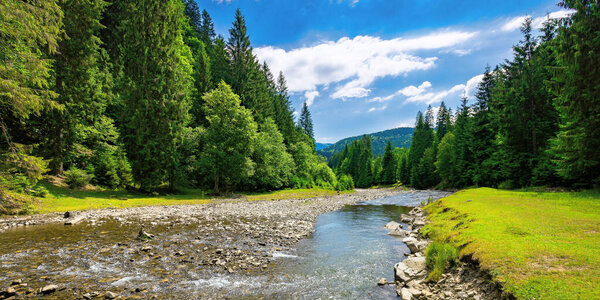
[199, 82, 257, 193]
[320, 127, 414, 160]
[64, 167, 92, 189]
[380, 141, 398, 184]
[251, 119, 295, 190]
[298, 102, 314, 141]
[0, 0, 62, 120]
[118, 0, 193, 191]
[425, 242, 459, 282]
[435, 132, 458, 187]
[336, 174, 355, 191]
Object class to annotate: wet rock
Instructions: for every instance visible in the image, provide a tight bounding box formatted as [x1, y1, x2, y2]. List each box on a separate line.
[400, 215, 413, 223]
[403, 256, 426, 272]
[41, 284, 58, 294]
[377, 278, 387, 286]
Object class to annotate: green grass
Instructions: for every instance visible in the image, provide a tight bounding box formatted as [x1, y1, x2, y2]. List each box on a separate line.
[6, 184, 351, 215]
[425, 241, 459, 281]
[422, 188, 600, 300]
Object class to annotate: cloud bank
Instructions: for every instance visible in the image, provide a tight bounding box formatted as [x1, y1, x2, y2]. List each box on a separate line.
[255, 31, 477, 97]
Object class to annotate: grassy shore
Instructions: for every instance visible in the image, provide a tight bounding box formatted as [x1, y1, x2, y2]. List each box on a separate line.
[422, 188, 600, 299]
[4, 184, 348, 215]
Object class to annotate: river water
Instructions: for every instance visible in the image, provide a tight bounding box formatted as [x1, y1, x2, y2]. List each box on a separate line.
[0, 190, 449, 299]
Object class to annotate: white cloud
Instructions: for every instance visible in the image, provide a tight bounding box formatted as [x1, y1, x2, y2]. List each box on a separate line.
[367, 104, 388, 113]
[367, 74, 484, 106]
[502, 16, 529, 32]
[304, 90, 319, 106]
[213, 0, 234, 3]
[501, 10, 575, 32]
[255, 31, 477, 97]
[465, 74, 484, 98]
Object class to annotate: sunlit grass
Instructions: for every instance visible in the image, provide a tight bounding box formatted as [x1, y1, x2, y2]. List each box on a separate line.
[423, 188, 600, 299]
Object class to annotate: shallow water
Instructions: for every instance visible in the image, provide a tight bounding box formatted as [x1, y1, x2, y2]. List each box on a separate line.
[0, 190, 449, 299]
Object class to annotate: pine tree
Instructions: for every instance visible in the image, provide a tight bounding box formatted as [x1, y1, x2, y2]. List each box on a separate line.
[469, 65, 496, 186]
[298, 102, 314, 141]
[453, 96, 473, 187]
[227, 9, 253, 98]
[381, 141, 397, 184]
[118, 0, 193, 191]
[200, 9, 216, 46]
[0, 0, 62, 126]
[435, 101, 451, 140]
[550, 0, 600, 186]
[273, 71, 297, 144]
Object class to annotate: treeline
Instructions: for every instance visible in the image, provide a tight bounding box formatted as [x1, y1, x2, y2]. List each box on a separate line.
[331, 1, 600, 190]
[0, 0, 344, 194]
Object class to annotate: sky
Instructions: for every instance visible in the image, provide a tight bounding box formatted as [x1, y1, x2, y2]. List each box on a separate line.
[197, 0, 571, 143]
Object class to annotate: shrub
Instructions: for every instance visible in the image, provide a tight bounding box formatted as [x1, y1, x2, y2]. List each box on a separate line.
[336, 174, 355, 191]
[425, 242, 459, 281]
[290, 175, 313, 189]
[64, 168, 92, 189]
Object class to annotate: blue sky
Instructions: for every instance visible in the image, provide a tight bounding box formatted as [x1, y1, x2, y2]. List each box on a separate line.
[197, 0, 570, 143]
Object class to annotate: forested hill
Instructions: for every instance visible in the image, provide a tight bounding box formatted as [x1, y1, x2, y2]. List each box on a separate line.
[315, 143, 333, 151]
[318, 127, 415, 159]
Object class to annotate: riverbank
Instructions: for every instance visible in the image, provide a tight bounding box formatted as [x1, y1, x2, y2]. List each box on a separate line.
[0, 188, 401, 299]
[421, 188, 600, 300]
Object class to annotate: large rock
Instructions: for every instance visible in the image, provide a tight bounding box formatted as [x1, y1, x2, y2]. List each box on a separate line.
[403, 256, 426, 272]
[398, 287, 414, 300]
[412, 218, 426, 227]
[384, 221, 402, 230]
[400, 214, 413, 223]
[402, 237, 420, 253]
[388, 228, 407, 237]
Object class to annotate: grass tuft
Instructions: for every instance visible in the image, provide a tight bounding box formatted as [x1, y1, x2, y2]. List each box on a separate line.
[425, 241, 459, 281]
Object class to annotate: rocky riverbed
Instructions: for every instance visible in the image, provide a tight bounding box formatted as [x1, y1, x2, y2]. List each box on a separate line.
[0, 188, 403, 299]
[384, 207, 507, 300]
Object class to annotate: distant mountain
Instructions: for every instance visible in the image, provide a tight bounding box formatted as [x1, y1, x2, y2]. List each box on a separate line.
[315, 143, 333, 151]
[318, 127, 415, 159]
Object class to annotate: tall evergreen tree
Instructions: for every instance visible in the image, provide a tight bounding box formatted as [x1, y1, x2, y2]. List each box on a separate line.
[200, 9, 216, 46]
[435, 101, 451, 141]
[227, 9, 253, 99]
[469, 65, 496, 186]
[117, 0, 193, 191]
[298, 102, 314, 141]
[381, 141, 397, 184]
[453, 96, 473, 187]
[550, 0, 600, 186]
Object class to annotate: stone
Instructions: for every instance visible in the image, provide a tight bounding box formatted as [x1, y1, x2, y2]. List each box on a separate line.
[417, 241, 429, 251]
[402, 237, 420, 253]
[400, 214, 413, 223]
[384, 221, 402, 230]
[11, 279, 22, 285]
[137, 228, 154, 240]
[140, 245, 152, 252]
[105, 291, 118, 299]
[64, 211, 71, 218]
[399, 287, 414, 300]
[408, 287, 422, 297]
[403, 256, 426, 273]
[412, 219, 426, 227]
[457, 291, 468, 298]
[377, 278, 387, 286]
[41, 284, 58, 294]
[83, 293, 92, 299]
[388, 228, 407, 237]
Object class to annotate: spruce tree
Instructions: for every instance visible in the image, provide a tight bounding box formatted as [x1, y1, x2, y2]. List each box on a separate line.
[118, 0, 193, 191]
[298, 102, 314, 141]
[469, 65, 496, 186]
[550, 0, 600, 186]
[381, 141, 397, 184]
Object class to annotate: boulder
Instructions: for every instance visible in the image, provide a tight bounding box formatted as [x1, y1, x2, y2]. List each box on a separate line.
[400, 214, 413, 223]
[409, 207, 422, 215]
[384, 221, 402, 230]
[403, 256, 426, 273]
[417, 241, 429, 251]
[105, 291, 118, 299]
[412, 218, 426, 227]
[398, 287, 414, 300]
[402, 237, 419, 253]
[3, 287, 16, 297]
[388, 228, 407, 237]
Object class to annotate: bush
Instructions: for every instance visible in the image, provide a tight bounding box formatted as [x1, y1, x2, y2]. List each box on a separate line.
[290, 175, 313, 189]
[336, 174, 355, 191]
[64, 168, 92, 189]
[425, 242, 459, 281]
